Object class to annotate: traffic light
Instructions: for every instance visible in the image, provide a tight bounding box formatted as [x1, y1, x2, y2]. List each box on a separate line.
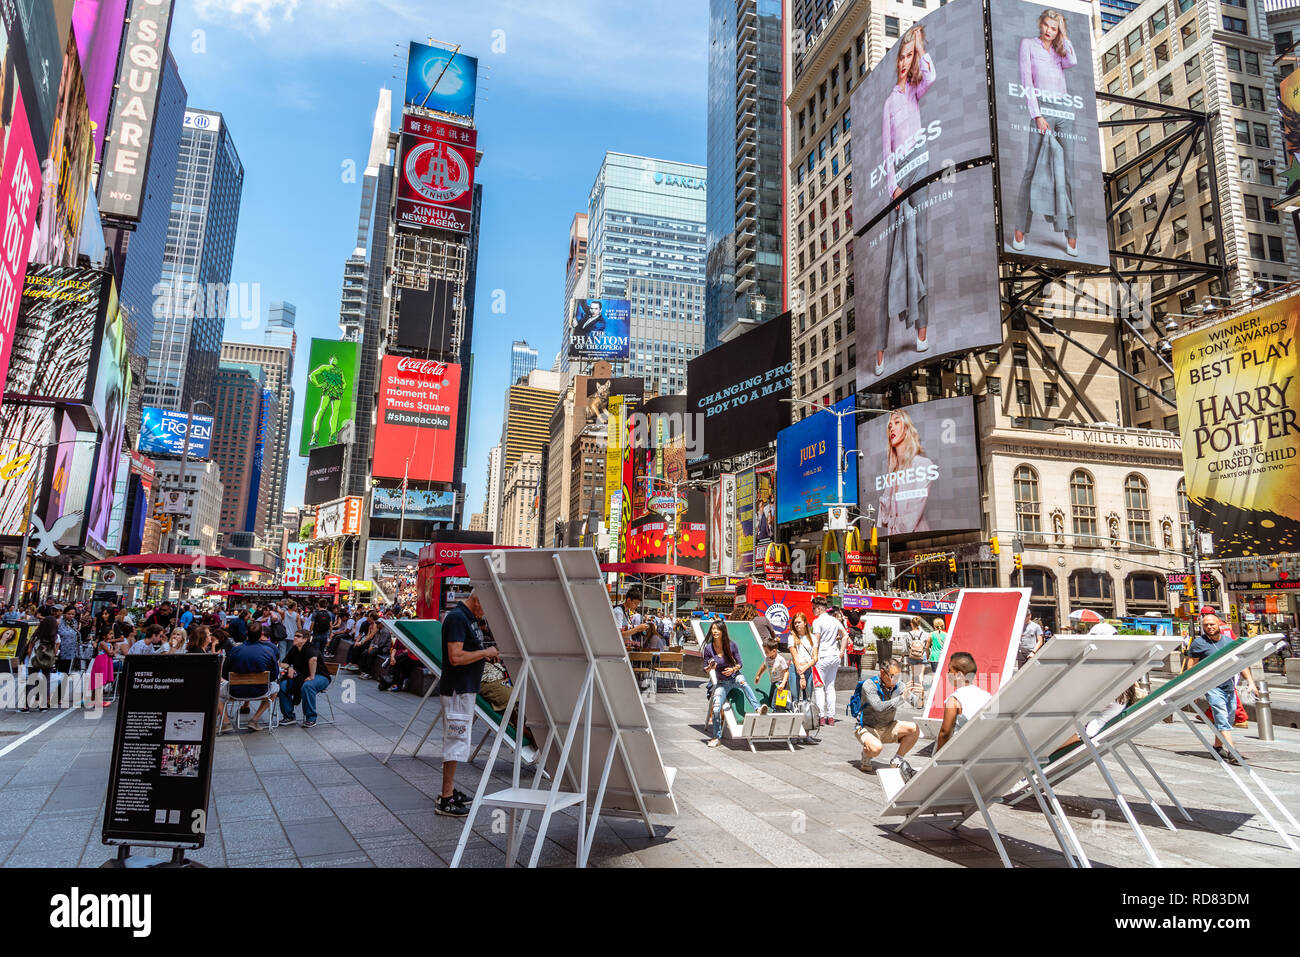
[1013, 554, 1023, 571]
[990, 535, 1000, 556]
[159, 517, 172, 534]
[948, 555, 957, 573]
[1183, 576, 1194, 598]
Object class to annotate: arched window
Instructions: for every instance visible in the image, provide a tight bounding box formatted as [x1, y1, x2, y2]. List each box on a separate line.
[1070, 470, 1098, 546]
[1177, 479, 1191, 552]
[1014, 465, 1041, 540]
[1125, 474, 1152, 547]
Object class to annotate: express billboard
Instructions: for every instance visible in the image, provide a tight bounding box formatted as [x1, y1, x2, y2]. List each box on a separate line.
[776, 396, 858, 524]
[299, 338, 358, 456]
[857, 395, 980, 539]
[373, 356, 461, 483]
[854, 165, 1002, 391]
[396, 278, 457, 352]
[1172, 297, 1300, 557]
[97, 0, 175, 221]
[303, 443, 345, 507]
[686, 311, 792, 463]
[848, 0, 992, 232]
[990, 0, 1107, 268]
[396, 112, 475, 234]
[139, 406, 214, 458]
[568, 298, 631, 361]
[370, 487, 456, 522]
[7, 264, 107, 403]
[405, 42, 478, 118]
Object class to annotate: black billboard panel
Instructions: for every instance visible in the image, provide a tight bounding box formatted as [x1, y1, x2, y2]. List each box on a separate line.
[396, 279, 457, 352]
[686, 312, 792, 463]
[304, 443, 345, 506]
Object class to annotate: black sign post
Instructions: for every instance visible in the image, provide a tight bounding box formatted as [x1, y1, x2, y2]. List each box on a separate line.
[101, 654, 221, 867]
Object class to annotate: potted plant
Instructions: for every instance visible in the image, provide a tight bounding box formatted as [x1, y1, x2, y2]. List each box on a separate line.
[872, 625, 894, 665]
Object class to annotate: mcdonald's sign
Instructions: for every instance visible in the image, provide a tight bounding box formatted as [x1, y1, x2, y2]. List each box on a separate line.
[764, 542, 791, 582]
[843, 527, 878, 576]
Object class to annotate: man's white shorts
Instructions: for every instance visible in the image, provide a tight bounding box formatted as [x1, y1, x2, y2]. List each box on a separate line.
[443, 692, 476, 762]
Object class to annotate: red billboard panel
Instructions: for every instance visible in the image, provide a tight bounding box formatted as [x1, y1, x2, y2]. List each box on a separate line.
[0, 86, 42, 410]
[396, 113, 476, 233]
[374, 355, 460, 483]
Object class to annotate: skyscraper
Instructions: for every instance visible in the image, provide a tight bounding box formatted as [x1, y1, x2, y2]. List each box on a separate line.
[706, 0, 784, 349]
[144, 108, 245, 411]
[211, 362, 266, 537]
[510, 340, 538, 384]
[582, 152, 707, 394]
[339, 89, 394, 497]
[557, 212, 588, 384]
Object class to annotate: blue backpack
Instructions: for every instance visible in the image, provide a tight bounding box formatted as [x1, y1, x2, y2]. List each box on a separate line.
[847, 676, 881, 721]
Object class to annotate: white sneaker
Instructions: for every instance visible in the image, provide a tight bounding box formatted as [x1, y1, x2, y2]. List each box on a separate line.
[1011, 236, 1026, 251]
[916, 335, 930, 353]
[874, 357, 885, 376]
[707, 738, 721, 748]
[759, 704, 769, 715]
[521, 744, 539, 763]
[1066, 242, 1079, 257]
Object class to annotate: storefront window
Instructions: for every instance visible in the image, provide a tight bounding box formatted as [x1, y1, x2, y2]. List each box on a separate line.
[1125, 572, 1164, 603]
[1070, 569, 1114, 605]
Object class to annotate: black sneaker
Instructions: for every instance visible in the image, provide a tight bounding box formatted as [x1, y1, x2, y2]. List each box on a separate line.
[435, 796, 469, 817]
[303, 719, 317, 729]
[1216, 747, 1241, 766]
[451, 789, 473, 806]
[280, 715, 297, 725]
[892, 757, 917, 782]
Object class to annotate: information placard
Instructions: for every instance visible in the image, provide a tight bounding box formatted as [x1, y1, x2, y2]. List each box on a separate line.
[101, 654, 221, 849]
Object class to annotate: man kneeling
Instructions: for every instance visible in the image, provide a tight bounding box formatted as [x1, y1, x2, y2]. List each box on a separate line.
[855, 658, 922, 777]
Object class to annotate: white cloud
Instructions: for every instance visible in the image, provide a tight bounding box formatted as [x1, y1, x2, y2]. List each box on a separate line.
[186, 0, 705, 106]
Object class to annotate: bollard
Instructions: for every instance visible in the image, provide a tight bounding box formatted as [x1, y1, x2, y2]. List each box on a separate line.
[1256, 680, 1274, 742]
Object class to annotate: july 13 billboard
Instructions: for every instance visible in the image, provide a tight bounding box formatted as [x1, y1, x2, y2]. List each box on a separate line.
[687, 311, 792, 463]
[849, 0, 992, 232]
[569, 298, 631, 361]
[396, 112, 476, 234]
[857, 395, 980, 539]
[1172, 296, 1300, 557]
[299, 338, 358, 456]
[854, 165, 1001, 391]
[776, 396, 858, 524]
[139, 406, 214, 458]
[374, 356, 461, 483]
[405, 42, 478, 118]
[990, 0, 1107, 268]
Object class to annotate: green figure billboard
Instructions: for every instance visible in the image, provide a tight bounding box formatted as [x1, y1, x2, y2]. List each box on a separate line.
[300, 339, 359, 456]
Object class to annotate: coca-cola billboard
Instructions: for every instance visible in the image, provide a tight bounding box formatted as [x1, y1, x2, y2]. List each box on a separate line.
[396, 112, 476, 234]
[374, 354, 461, 482]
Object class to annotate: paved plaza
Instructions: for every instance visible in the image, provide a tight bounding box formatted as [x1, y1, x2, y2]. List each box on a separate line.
[0, 674, 1297, 868]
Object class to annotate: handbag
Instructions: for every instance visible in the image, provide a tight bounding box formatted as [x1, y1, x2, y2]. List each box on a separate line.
[774, 687, 790, 708]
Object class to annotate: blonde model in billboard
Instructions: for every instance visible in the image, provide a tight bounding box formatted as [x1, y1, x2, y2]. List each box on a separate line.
[875, 26, 935, 377]
[877, 409, 938, 536]
[1011, 9, 1080, 257]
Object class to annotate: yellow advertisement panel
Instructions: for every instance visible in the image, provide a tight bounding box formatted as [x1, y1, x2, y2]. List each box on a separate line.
[1172, 296, 1300, 556]
[604, 395, 623, 523]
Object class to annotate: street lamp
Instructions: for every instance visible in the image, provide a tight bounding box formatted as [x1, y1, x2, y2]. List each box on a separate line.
[779, 397, 891, 595]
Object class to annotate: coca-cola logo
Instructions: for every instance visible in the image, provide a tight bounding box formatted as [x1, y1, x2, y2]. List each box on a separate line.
[395, 356, 448, 377]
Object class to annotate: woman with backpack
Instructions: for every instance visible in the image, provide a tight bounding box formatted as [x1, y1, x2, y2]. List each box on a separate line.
[23, 607, 60, 712]
[927, 617, 947, 674]
[902, 617, 928, 686]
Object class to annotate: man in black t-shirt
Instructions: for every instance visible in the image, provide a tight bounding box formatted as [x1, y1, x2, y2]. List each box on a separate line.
[310, 598, 332, 652]
[278, 631, 330, 728]
[437, 592, 499, 817]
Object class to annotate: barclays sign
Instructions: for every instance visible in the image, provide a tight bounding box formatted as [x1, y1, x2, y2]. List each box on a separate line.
[653, 171, 706, 190]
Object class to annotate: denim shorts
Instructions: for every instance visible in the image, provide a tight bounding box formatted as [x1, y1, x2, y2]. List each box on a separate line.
[1205, 685, 1234, 732]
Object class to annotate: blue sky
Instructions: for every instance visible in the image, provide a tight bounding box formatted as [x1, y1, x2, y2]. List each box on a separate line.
[172, 0, 707, 520]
